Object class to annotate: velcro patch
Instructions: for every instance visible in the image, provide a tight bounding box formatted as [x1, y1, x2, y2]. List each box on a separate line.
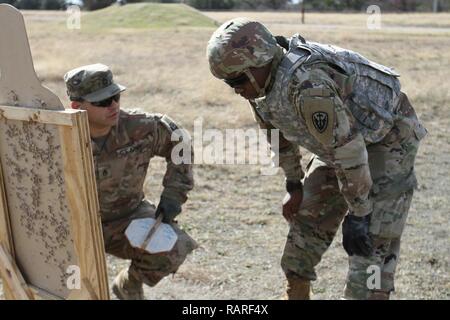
[302, 87, 334, 98]
[161, 115, 179, 132]
[160, 115, 185, 141]
[302, 96, 335, 145]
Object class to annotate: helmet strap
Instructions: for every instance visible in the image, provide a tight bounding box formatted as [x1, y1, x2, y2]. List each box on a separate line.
[244, 69, 263, 97]
[244, 67, 272, 98]
[262, 69, 272, 94]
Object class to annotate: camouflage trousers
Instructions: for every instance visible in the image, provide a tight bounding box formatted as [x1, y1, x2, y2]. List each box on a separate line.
[281, 113, 426, 299]
[102, 200, 198, 287]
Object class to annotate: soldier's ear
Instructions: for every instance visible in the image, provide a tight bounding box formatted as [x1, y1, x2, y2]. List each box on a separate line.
[71, 101, 81, 109]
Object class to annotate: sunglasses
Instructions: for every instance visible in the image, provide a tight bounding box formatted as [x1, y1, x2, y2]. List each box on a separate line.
[90, 93, 121, 107]
[223, 73, 249, 88]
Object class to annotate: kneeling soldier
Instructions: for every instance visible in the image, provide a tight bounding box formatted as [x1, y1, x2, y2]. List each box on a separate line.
[64, 64, 197, 300]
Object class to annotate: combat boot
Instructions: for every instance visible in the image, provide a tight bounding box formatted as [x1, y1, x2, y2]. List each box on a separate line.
[285, 275, 311, 300]
[112, 268, 145, 300]
[368, 290, 390, 300]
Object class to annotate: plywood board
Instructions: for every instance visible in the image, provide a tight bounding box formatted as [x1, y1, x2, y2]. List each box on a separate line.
[0, 4, 109, 299]
[0, 244, 33, 300]
[0, 107, 109, 300]
[0, 118, 78, 298]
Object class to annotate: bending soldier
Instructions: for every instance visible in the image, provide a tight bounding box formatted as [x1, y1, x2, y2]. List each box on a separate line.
[207, 18, 427, 300]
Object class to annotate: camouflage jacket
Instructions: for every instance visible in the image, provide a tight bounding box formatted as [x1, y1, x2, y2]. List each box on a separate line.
[92, 109, 194, 222]
[251, 35, 426, 217]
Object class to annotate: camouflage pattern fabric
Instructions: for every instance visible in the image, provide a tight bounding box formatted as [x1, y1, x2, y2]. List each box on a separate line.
[249, 36, 427, 299]
[251, 35, 427, 218]
[208, 21, 427, 298]
[249, 100, 304, 181]
[93, 109, 196, 285]
[64, 63, 126, 102]
[207, 17, 282, 80]
[93, 109, 194, 222]
[281, 156, 348, 282]
[102, 200, 198, 286]
[282, 107, 420, 298]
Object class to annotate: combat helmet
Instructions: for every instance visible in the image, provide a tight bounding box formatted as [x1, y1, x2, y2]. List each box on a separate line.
[206, 17, 281, 96]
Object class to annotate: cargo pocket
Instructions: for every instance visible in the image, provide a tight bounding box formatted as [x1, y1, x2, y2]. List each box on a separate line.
[395, 92, 427, 142]
[369, 189, 413, 239]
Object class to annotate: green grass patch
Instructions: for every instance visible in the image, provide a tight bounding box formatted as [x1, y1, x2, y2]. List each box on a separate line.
[81, 3, 218, 30]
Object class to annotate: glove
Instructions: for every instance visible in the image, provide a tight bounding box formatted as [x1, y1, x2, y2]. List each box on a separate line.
[282, 180, 303, 222]
[155, 196, 182, 223]
[342, 214, 373, 257]
[282, 191, 303, 222]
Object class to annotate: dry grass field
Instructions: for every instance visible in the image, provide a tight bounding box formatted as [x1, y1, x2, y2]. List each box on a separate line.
[0, 4, 449, 299]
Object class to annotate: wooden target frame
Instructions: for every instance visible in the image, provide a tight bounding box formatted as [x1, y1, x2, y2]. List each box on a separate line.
[0, 4, 109, 300]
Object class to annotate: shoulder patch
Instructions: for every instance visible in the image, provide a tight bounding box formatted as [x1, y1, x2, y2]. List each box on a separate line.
[160, 114, 186, 141]
[160, 115, 179, 132]
[312, 111, 328, 133]
[301, 94, 335, 146]
[302, 87, 335, 98]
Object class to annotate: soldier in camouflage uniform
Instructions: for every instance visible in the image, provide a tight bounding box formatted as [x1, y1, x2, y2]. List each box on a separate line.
[207, 18, 427, 300]
[64, 64, 197, 300]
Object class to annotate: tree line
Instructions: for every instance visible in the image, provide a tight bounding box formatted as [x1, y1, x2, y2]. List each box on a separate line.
[0, 0, 448, 11]
[0, 0, 66, 9]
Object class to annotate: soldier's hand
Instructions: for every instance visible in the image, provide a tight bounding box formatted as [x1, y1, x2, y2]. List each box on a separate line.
[155, 196, 182, 223]
[282, 190, 303, 222]
[342, 214, 373, 257]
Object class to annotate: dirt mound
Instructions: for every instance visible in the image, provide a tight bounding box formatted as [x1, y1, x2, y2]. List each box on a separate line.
[82, 3, 218, 30]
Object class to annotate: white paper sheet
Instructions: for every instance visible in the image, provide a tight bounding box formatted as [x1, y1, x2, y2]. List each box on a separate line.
[125, 218, 177, 253]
